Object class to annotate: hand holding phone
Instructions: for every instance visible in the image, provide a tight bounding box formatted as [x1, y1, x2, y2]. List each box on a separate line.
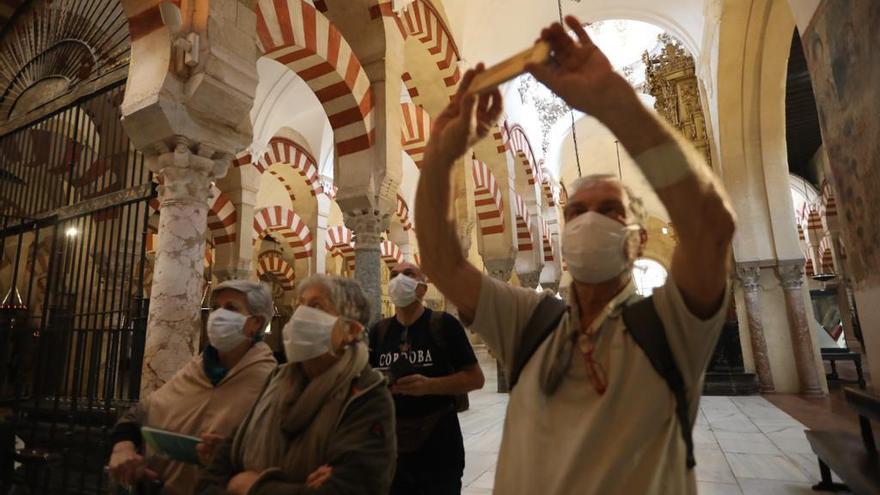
[467, 41, 551, 95]
[388, 357, 417, 385]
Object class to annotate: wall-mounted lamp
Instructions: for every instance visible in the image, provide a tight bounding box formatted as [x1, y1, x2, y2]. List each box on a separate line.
[65, 226, 79, 237]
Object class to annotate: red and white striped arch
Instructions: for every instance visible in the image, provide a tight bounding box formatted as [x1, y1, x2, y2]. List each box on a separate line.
[401, 103, 431, 168]
[259, 136, 324, 198]
[819, 236, 834, 274]
[820, 180, 837, 230]
[804, 258, 815, 277]
[507, 123, 539, 185]
[806, 207, 823, 244]
[401, 72, 419, 99]
[514, 192, 533, 252]
[541, 218, 554, 262]
[381, 240, 403, 268]
[471, 159, 504, 236]
[257, 251, 297, 291]
[253, 206, 313, 259]
[396, 194, 413, 231]
[208, 185, 237, 245]
[257, 0, 374, 157]
[540, 165, 557, 206]
[326, 225, 355, 272]
[397, 0, 462, 100]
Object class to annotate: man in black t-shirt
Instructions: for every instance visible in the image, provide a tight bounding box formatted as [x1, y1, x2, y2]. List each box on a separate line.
[370, 262, 485, 495]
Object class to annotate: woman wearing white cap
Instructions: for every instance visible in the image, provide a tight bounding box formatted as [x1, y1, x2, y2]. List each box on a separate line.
[108, 280, 277, 495]
[197, 274, 396, 495]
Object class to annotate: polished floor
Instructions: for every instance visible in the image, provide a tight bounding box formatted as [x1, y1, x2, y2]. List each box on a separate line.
[460, 348, 845, 494]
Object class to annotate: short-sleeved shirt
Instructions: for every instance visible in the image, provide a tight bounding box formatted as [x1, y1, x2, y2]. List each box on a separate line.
[471, 274, 729, 495]
[369, 308, 477, 418]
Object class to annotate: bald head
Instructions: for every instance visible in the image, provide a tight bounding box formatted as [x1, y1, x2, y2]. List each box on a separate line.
[390, 262, 426, 283]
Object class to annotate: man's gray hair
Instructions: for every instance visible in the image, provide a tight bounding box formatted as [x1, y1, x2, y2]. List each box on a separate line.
[294, 274, 372, 326]
[569, 174, 648, 227]
[212, 279, 274, 333]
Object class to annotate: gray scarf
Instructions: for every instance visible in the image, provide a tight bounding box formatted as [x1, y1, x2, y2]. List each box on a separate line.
[232, 342, 370, 478]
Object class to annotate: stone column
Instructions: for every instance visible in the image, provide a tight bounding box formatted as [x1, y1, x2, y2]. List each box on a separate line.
[776, 262, 824, 397]
[142, 140, 229, 393]
[736, 263, 775, 392]
[345, 209, 389, 325]
[518, 270, 541, 290]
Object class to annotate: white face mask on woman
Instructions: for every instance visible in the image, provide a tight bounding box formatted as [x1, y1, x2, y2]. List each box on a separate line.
[283, 305, 339, 363]
[562, 211, 640, 284]
[207, 308, 250, 352]
[388, 274, 421, 308]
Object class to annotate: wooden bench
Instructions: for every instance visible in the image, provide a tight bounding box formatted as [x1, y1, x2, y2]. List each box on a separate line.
[821, 348, 866, 389]
[805, 387, 880, 494]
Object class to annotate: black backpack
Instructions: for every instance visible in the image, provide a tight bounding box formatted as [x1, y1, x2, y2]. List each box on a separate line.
[374, 311, 470, 413]
[509, 295, 696, 469]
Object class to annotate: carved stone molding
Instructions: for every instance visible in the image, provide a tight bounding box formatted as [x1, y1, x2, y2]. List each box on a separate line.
[485, 258, 514, 283]
[735, 263, 762, 292]
[344, 209, 390, 247]
[148, 139, 231, 206]
[776, 261, 806, 290]
[518, 270, 541, 289]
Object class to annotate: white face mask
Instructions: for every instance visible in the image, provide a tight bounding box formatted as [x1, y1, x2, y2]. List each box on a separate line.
[283, 305, 339, 363]
[388, 274, 421, 308]
[562, 211, 640, 284]
[207, 308, 250, 352]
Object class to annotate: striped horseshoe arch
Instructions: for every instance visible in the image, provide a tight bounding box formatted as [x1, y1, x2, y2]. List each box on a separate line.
[401, 103, 431, 168]
[541, 218, 554, 262]
[257, 0, 374, 157]
[257, 251, 297, 291]
[326, 225, 355, 272]
[253, 206, 314, 259]
[513, 192, 533, 252]
[471, 159, 504, 236]
[396, 195, 413, 231]
[259, 136, 324, 199]
[380, 240, 403, 268]
[507, 123, 539, 186]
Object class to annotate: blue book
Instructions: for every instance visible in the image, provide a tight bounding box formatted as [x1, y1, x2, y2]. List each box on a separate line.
[141, 426, 201, 465]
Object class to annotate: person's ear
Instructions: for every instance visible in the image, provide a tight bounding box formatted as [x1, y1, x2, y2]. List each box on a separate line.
[416, 282, 428, 299]
[244, 316, 263, 339]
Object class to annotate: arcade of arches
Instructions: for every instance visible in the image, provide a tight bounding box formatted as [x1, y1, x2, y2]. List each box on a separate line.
[0, 0, 879, 492]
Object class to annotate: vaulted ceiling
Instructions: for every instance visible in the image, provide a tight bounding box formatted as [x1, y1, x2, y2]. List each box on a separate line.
[0, 0, 25, 36]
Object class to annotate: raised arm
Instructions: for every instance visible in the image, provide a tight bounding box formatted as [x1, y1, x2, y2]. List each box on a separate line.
[529, 17, 735, 318]
[415, 68, 503, 324]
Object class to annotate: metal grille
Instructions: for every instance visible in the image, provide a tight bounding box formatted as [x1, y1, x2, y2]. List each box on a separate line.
[0, 82, 153, 495]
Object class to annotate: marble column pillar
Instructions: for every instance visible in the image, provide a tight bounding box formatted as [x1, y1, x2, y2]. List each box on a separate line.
[736, 263, 775, 392]
[345, 209, 389, 325]
[141, 141, 228, 394]
[776, 262, 824, 397]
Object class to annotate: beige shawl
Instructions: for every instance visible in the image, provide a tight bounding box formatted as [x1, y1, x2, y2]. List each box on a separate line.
[144, 342, 276, 495]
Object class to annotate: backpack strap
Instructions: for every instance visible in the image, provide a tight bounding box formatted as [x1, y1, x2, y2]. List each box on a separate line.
[509, 296, 568, 391]
[427, 310, 449, 367]
[622, 296, 696, 470]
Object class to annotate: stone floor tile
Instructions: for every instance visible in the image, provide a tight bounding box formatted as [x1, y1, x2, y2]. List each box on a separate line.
[724, 452, 809, 482]
[708, 417, 761, 433]
[696, 481, 743, 495]
[695, 450, 737, 483]
[715, 431, 783, 455]
[736, 478, 839, 494]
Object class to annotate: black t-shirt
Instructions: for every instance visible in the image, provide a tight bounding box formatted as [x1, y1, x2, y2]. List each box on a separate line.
[369, 308, 477, 418]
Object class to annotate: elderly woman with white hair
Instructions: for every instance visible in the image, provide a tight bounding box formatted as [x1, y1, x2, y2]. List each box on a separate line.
[108, 280, 277, 495]
[197, 274, 396, 495]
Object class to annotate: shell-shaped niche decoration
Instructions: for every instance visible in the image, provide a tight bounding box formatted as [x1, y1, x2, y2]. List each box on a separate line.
[0, 0, 130, 120]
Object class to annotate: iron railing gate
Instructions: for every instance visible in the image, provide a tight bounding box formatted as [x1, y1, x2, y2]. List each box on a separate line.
[0, 82, 154, 495]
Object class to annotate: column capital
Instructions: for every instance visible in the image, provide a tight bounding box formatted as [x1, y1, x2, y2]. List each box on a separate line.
[485, 258, 514, 282]
[148, 139, 231, 205]
[776, 261, 806, 290]
[518, 270, 541, 289]
[735, 263, 762, 292]
[344, 209, 390, 247]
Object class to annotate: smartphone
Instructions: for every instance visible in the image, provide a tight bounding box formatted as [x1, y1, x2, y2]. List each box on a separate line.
[388, 357, 417, 385]
[467, 41, 551, 95]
